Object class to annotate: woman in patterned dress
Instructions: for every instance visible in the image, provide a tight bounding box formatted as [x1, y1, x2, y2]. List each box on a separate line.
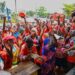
[41, 33, 57, 75]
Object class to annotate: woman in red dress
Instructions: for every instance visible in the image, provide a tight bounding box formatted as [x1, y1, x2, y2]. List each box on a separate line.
[0, 39, 13, 70]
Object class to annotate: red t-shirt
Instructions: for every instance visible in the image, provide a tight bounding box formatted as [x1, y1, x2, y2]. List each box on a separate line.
[54, 25, 60, 31]
[71, 23, 75, 30]
[0, 51, 12, 69]
[20, 41, 37, 56]
[24, 29, 30, 36]
[59, 26, 66, 34]
[20, 43, 29, 55]
[66, 39, 75, 63]
[49, 25, 53, 32]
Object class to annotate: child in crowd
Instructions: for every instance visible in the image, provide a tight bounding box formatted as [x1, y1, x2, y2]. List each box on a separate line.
[55, 38, 66, 75]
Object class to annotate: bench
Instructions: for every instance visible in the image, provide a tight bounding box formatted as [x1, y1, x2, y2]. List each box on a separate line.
[7, 61, 40, 75]
[66, 67, 75, 75]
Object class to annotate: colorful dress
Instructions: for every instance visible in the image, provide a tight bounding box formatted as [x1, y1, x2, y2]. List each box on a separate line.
[41, 38, 56, 75]
[0, 50, 12, 70]
[55, 47, 66, 68]
[12, 45, 19, 65]
[65, 39, 75, 63]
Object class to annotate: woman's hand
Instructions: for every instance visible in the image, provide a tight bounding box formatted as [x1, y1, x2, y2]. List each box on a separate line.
[63, 50, 68, 53]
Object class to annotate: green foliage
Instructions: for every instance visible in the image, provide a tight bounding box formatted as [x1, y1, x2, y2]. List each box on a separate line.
[0, 20, 3, 23]
[11, 12, 17, 22]
[26, 10, 35, 17]
[11, 19, 16, 23]
[0, 20, 9, 23]
[0, 1, 5, 13]
[26, 7, 48, 18]
[36, 6, 48, 18]
[63, 4, 75, 18]
[6, 8, 11, 16]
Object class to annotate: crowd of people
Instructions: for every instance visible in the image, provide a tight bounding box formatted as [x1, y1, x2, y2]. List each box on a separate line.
[0, 12, 75, 75]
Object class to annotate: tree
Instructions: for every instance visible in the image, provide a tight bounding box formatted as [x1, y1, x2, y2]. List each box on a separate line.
[36, 6, 48, 18]
[11, 12, 18, 22]
[0, 1, 6, 13]
[26, 10, 35, 17]
[6, 8, 11, 16]
[63, 4, 75, 18]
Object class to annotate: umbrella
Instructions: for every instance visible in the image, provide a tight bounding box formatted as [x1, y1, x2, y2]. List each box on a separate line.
[19, 12, 27, 25]
[19, 12, 26, 18]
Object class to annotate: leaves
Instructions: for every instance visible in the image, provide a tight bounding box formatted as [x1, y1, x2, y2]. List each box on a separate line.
[63, 4, 75, 18]
[11, 12, 18, 22]
[26, 6, 48, 18]
[26, 10, 35, 17]
[36, 6, 48, 18]
[0, 1, 5, 13]
[6, 8, 11, 16]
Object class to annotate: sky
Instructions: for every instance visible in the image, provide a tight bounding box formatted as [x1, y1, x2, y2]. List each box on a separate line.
[1, 0, 75, 13]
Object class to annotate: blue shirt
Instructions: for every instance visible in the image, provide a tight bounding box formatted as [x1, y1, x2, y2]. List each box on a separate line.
[13, 32, 20, 38]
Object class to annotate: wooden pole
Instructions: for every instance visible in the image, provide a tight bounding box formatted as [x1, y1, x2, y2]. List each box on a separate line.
[58, 16, 60, 25]
[24, 17, 27, 26]
[15, 0, 17, 23]
[63, 15, 65, 25]
[3, 17, 6, 32]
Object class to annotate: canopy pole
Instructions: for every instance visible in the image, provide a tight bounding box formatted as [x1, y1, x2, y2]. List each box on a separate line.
[15, 0, 17, 23]
[3, 16, 6, 32]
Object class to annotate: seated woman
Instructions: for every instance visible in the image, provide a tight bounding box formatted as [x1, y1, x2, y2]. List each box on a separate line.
[0, 40, 13, 70]
[0, 36, 19, 69]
